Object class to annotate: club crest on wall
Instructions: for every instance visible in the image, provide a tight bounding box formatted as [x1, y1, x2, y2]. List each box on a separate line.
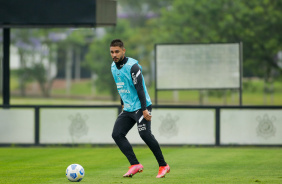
[159, 113, 179, 138]
[256, 114, 276, 139]
[68, 113, 89, 138]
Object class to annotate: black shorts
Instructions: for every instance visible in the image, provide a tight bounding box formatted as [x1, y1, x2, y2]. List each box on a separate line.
[113, 105, 152, 136]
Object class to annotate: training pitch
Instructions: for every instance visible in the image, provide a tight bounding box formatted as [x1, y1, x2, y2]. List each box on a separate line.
[1, 147, 281, 183]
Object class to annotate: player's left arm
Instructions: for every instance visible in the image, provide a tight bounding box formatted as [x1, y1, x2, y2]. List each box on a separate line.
[120, 97, 124, 110]
[131, 64, 152, 121]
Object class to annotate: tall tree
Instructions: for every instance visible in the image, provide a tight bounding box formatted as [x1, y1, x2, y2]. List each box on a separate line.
[11, 29, 67, 97]
[154, 0, 282, 78]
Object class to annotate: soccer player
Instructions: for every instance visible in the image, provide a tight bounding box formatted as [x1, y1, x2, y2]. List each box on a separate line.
[110, 39, 170, 178]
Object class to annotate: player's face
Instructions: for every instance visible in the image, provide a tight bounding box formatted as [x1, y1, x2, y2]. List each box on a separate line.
[110, 46, 126, 63]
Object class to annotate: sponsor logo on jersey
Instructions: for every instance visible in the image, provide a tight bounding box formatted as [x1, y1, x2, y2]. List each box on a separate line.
[132, 73, 137, 85]
[125, 104, 131, 108]
[118, 89, 130, 93]
[116, 82, 124, 85]
[116, 82, 124, 89]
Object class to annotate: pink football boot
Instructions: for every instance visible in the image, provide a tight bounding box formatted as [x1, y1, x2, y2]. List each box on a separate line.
[156, 164, 170, 178]
[123, 164, 144, 177]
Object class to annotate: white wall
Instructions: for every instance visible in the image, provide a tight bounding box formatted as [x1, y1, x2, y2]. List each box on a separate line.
[221, 109, 282, 145]
[0, 109, 34, 143]
[1, 107, 281, 145]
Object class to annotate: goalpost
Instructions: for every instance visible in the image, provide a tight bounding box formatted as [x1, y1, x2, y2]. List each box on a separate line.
[154, 43, 243, 105]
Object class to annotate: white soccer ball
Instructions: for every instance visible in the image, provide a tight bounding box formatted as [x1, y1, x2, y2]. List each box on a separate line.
[66, 164, 85, 182]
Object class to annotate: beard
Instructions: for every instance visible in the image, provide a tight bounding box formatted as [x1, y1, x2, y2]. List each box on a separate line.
[114, 56, 124, 63]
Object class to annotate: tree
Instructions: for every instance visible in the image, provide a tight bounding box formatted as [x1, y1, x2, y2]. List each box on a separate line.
[12, 29, 34, 96]
[137, 0, 281, 104]
[11, 29, 66, 97]
[153, 0, 282, 77]
[86, 0, 282, 103]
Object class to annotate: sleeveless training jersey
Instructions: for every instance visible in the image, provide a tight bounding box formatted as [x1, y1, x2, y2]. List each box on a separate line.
[111, 57, 152, 112]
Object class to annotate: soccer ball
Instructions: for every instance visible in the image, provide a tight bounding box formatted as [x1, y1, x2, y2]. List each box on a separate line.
[66, 164, 85, 182]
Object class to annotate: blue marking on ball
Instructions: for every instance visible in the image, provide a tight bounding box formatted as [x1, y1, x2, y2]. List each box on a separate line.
[71, 164, 77, 170]
[79, 168, 84, 175]
[70, 173, 77, 179]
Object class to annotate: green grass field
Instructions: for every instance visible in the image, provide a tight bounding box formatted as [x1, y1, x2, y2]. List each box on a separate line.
[1, 147, 281, 183]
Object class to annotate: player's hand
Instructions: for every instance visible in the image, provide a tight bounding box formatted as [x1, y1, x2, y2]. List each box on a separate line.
[143, 109, 152, 121]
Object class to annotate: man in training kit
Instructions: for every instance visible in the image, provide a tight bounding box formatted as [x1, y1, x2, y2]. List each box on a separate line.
[110, 39, 170, 178]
